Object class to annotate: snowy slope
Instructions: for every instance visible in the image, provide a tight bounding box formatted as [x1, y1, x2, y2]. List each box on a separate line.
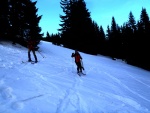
[0, 40, 150, 113]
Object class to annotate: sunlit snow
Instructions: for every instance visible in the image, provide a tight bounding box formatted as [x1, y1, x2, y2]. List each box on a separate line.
[0, 40, 150, 113]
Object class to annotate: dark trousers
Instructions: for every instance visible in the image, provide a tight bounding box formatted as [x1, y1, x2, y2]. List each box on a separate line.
[75, 62, 83, 73]
[28, 49, 37, 61]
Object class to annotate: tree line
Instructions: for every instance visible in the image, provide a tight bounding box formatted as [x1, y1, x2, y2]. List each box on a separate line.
[45, 0, 150, 71]
[0, 0, 149, 71]
[0, 0, 43, 47]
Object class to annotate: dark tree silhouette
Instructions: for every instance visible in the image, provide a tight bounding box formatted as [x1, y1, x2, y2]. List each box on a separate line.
[0, 0, 9, 38]
[59, 0, 100, 54]
[0, 0, 42, 47]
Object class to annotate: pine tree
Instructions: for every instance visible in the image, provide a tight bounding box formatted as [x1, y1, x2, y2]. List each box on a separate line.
[108, 17, 120, 59]
[98, 25, 106, 55]
[73, 0, 93, 53]
[138, 8, 150, 69]
[5, 0, 42, 46]
[8, 0, 19, 43]
[125, 11, 137, 64]
[24, 1, 43, 40]
[59, 0, 99, 54]
[59, 0, 70, 47]
[46, 32, 50, 38]
[128, 11, 136, 32]
[0, 0, 9, 38]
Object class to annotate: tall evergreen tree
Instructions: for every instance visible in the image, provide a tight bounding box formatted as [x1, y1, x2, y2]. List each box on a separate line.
[8, 0, 19, 43]
[0, 0, 9, 38]
[128, 11, 136, 31]
[97, 25, 106, 55]
[59, 0, 99, 54]
[125, 11, 137, 63]
[106, 25, 111, 40]
[46, 32, 50, 38]
[7, 0, 42, 46]
[108, 16, 121, 59]
[24, 1, 43, 40]
[59, 0, 70, 47]
[105, 25, 111, 55]
[44, 31, 51, 42]
[138, 8, 150, 69]
[74, 0, 94, 53]
[89, 21, 101, 54]
[140, 8, 150, 33]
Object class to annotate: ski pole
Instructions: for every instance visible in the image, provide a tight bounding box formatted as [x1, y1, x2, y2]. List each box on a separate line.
[81, 59, 84, 69]
[37, 50, 45, 58]
[72, 58, 74, 73]
[81, 59, 86, 73]
[71, 58, 73, 73]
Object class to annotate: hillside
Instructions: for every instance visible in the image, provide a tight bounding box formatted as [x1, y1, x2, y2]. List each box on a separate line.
[0, 40, 150, 113]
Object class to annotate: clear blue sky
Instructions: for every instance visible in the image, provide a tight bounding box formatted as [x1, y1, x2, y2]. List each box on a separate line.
[34, 0, 150, 36]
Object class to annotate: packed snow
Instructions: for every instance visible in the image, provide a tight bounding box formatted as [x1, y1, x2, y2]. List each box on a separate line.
[0, 40, 150, 113]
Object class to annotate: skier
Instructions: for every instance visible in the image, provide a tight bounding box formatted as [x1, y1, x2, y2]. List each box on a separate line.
[71, 50, 84, 73]
[27, 37, 38, 63]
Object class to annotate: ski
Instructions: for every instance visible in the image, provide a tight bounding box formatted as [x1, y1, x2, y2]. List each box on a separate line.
[81, 72, 86, 75]
[31, 61, 35, 64]
[77, 72, 86, 76]
[21, 61, 38, 64]
[77, 72, 81, 76]
[21, 61, 28, 64]
[31, 61, 38, 64]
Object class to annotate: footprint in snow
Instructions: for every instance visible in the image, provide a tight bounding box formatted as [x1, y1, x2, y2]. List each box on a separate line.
[0, 86, 14, 100]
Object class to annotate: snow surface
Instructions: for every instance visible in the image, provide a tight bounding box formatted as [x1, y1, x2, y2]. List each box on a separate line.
[0, 40, 150, 113]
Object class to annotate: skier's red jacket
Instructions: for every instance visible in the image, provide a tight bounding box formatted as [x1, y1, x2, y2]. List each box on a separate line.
[27, 40, 35, 50]
[72, 52, 82, 63]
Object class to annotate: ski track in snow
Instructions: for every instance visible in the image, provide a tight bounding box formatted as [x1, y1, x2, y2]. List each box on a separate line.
[0, 43, 35, 111]
[81, 63, 150, 112]
[0, 84, 16, 112]
[55, 73, 87, 113]
[46, 55, 88, 112]
[18, 53, 88, 113]
[0, 43, 24, 69]
[0, 43, 114, 112]
[125, 72, 150, 88]
[103, 71, 149, 112]
[11, 94, 44, 110]
[0, 41, 89, 112]
[1, 41, 150, 113]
